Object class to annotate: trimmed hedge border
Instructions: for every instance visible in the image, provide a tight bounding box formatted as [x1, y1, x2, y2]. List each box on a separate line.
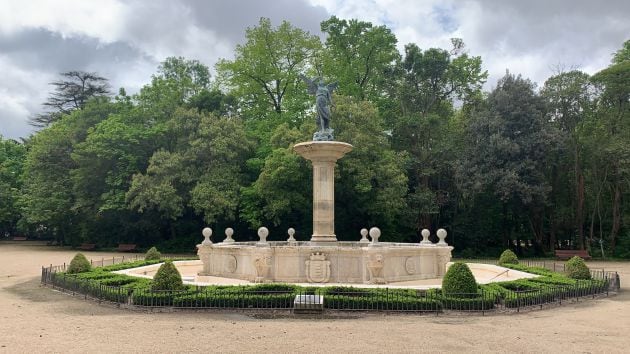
[41, 258, 617, 314]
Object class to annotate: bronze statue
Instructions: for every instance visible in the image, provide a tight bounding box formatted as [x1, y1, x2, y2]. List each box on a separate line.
[300, 74, 338, 141]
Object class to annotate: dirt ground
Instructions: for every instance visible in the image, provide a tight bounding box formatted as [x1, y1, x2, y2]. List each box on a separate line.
[1, 242, 629, 353]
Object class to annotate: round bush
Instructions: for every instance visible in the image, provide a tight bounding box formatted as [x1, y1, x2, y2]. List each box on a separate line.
[151, 260, 184, 291]
[67, 253, 91, 274]
[566, 256, 591, 280]
[442, 262, 477, 296]
[498, 249, 519, 266]
[145, 246, 161, 261]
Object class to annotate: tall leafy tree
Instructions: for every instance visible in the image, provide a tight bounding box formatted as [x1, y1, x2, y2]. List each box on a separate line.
[541, 70, 594, 249]
[216, 18, 321, 122]
[320, 16, 399, 101]
[589, 55, 630, 254]
[0, 136, 26, 237]
[458, 73, 557, 252]
[20, 98, 117, 244]
[126, 108, 252, 227]
[30, 71, 110, 127]
[391, 40, 487, 234]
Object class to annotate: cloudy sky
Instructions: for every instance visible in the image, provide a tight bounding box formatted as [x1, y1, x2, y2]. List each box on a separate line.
[1, 0, 628, 139]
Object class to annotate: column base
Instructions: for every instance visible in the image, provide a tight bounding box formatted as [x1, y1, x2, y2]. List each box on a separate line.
[310, 234, 338, 243]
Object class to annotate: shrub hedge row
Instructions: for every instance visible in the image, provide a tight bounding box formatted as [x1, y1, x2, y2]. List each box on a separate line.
[49, 257, 607, 311]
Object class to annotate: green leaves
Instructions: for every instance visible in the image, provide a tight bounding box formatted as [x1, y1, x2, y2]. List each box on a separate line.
[321, 16, 399, 101]
[0, 136, 26, 236]
[216, 18, 321, 121]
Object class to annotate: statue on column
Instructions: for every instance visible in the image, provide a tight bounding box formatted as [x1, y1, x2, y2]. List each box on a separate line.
[300, 74, 338, 141]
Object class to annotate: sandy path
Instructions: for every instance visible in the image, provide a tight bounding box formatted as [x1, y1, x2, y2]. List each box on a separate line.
[1, 242, 629, 353]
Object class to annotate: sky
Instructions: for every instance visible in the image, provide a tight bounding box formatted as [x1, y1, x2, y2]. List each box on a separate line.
[0, 0, 628, 140]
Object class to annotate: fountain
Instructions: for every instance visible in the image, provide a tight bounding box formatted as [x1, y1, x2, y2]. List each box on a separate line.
[196, 74, 453, 285]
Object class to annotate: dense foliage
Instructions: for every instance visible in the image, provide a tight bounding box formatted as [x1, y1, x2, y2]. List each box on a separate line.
[1, 18, 628, 258]
[565, 256, 592, 280]
[145, 247, 161, 261]
[151, 261, 184, 291]
[498, 249, 519, 266]
[67, 253, 91, 274]
[441, 262, 477, 296]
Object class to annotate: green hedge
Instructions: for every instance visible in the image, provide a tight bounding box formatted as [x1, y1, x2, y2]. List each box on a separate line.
[172, 292, 295, 308]
[566, 256, 591, 280]
[498, 249, 519, 266]
[68, 253, 91, 274]
[47, 258, 610, 311]
[442, 262, 477, 297]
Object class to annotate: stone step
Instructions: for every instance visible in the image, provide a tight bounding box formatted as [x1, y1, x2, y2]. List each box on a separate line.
[293, 294, 324, 314]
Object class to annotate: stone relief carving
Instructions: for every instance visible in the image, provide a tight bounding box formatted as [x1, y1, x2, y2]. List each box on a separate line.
[305, 252, 331, 283]
[253, 256, 272, 282]
[404, 257, 416, 275]
[437, 254, 450, 276]
[225, 255, 237, 273]
[367, 254, 386, 284]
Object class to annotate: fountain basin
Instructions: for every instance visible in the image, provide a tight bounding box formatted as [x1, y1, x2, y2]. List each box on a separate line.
[196, 241, 453, 284]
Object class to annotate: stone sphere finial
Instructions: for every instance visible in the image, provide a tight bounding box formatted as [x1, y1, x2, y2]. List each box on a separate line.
[436, 228, 447, 245]
[257, 227, 269, 243]
[287, 227, 296, 242]
[224, 227, 235, 243]
[369, 227, 381, 243]
[420, 229, 431, 244]
[202, 227, 213, 245]
[359, 228, 369, 243]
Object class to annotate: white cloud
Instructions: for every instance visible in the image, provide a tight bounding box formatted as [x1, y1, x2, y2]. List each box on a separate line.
[0, 0, 126, 42]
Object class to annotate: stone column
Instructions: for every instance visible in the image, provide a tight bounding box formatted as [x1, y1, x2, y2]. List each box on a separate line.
[293, 141, 353, 243]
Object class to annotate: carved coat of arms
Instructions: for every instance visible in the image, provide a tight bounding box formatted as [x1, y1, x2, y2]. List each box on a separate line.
[305, 252, 331, 283]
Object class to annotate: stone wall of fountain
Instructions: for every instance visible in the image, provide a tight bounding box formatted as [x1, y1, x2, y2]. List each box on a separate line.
[196, 227, 452, 284]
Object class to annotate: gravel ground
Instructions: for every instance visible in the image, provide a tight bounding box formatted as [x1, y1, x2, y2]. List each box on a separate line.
[1, 241, 629, 353]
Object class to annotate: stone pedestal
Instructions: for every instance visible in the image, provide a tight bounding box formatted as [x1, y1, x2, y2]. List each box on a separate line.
[293, 141, 353, 243]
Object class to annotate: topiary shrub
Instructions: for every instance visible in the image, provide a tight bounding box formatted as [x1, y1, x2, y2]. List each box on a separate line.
[565, 256, 591, 280]
[67, 253, 91, 274]
[151, 260, 184, 291]
[145, 246, 161, 261]
[442, 262, 477, 297]
[498, 249, 519, 266]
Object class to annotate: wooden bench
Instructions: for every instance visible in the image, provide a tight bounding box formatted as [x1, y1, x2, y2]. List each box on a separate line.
[12, 236, 27, 241]
[555, 249, 591, 260]
[79, 243, 96, 251]
[117, 243, 137, 252]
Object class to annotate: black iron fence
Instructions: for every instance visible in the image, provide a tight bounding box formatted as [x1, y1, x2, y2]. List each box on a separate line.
[41, 263, 616, 314]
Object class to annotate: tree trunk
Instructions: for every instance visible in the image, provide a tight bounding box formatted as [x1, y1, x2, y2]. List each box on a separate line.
[610, 184, 622, 254]
[575, 146, 585, 250]
[575, 173, 586, 250]
[502, 203, 509, 248]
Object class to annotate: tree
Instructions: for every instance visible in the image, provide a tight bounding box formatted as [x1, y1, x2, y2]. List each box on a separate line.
[20, 97, 119, 244]
[457, 73, 557, 252]
[612, 39, 630, 64]
[126, 108, 252, 226]
[390, 40, 487, 235]
[216, 18, 321, 122]
[589, 59, 630, 254]
[30, 71, 110, 127]
[541, 70, 594, 249]
[320, 16, 399, 101]
[0, 136, 26, 237]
